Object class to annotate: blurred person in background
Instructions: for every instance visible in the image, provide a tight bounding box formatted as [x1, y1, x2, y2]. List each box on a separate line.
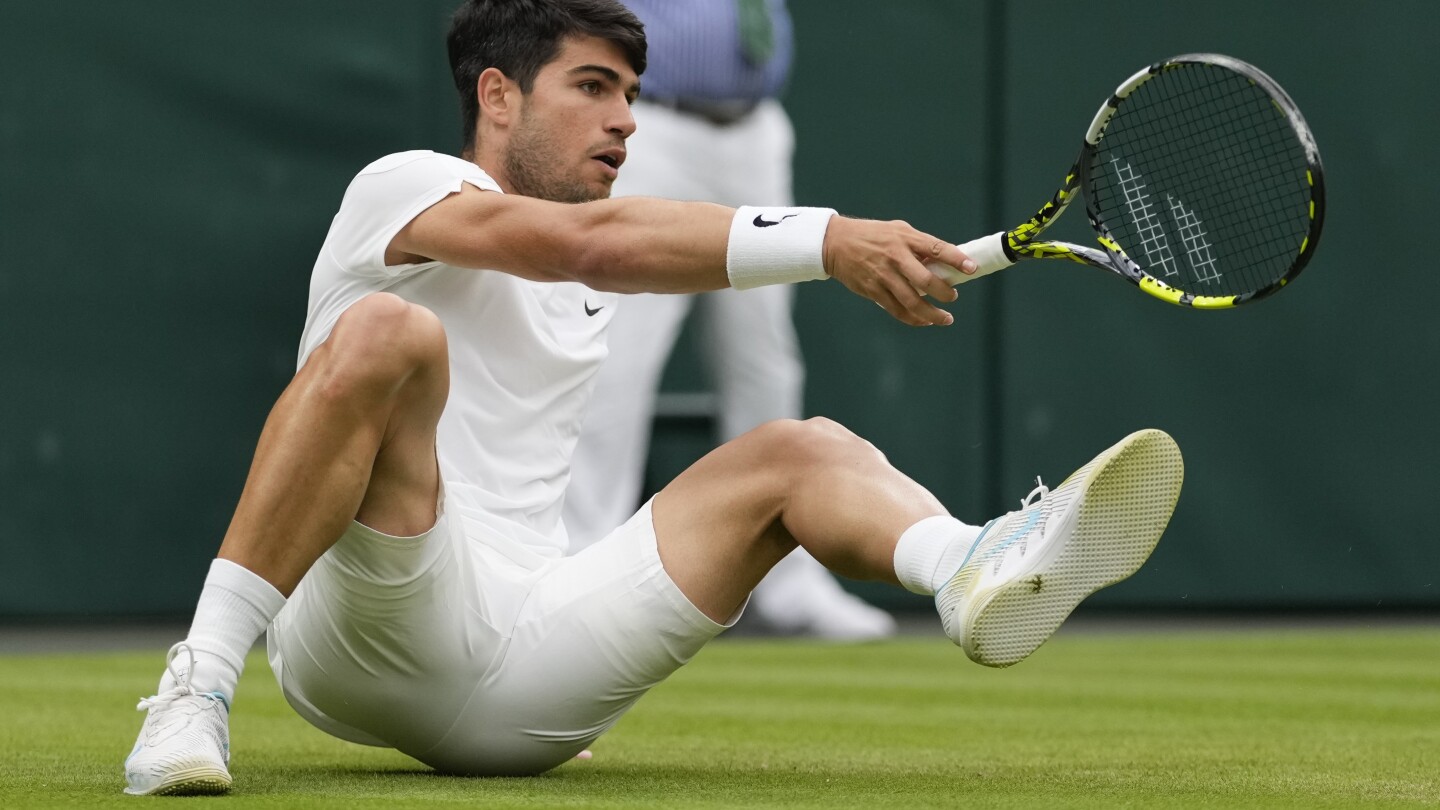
[564, 0, 897, 640]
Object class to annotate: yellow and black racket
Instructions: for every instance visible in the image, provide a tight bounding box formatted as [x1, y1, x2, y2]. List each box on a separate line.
[937, 53, 1325, 308]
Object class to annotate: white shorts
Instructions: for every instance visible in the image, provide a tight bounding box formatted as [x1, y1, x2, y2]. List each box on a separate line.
[266, 493, 737, 776]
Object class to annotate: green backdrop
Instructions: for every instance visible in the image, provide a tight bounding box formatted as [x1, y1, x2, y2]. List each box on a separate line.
[1, 1, 1433, 618]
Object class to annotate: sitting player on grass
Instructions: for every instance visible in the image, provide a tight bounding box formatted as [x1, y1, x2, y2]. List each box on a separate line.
[123, 0, 1183, 795]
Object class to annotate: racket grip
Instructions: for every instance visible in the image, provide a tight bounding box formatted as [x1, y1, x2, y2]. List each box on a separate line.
[926, 232, 1014, 286]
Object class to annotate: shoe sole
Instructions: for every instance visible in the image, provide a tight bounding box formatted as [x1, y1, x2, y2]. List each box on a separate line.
[955, 429, 1183, 668]
[124, 765, 232, 796]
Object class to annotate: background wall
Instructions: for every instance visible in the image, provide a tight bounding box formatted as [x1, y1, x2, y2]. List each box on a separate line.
[1, 1, 1433, 618]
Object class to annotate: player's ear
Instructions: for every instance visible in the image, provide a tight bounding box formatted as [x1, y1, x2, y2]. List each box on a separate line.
[477, 67, 518, 127]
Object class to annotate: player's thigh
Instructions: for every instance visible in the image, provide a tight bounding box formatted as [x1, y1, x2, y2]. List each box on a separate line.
[420, 500, 733, 775]
[651, 418, 880, 621]
[268, 504, 501, 755]
[321, 292, 449, 536]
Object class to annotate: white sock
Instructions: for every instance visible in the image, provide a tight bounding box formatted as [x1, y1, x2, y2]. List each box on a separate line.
[893, 515, 983, 596]
[159, 558, 286, 703]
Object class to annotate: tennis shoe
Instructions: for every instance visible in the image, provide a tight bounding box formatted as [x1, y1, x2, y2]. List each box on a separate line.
[124, 642, 232, 796]
[938, 429, 1183, 667]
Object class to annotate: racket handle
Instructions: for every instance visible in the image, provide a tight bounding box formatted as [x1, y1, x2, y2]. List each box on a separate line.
[926, 232, 1014, 285]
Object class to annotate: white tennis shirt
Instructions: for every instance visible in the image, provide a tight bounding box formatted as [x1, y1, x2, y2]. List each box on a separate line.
[297, 151, 618, 556]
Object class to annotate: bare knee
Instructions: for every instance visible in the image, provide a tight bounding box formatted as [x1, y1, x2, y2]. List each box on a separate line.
[746, 417, 884, 472]
[332, 293, 447, 364]
[311, 293, 448, 400]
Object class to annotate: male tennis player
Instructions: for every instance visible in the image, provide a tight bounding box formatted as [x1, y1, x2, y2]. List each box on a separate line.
[123, 0, 1183, 795]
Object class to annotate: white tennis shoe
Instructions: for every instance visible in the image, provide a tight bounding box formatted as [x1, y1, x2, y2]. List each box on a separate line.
[938, 429, 1184, 667]
[124, 643, 233, 796]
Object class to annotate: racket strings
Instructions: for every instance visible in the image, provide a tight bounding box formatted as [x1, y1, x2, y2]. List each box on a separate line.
[1105, 73, 1306, 295]
[1087, 63, 1312, 297]
[1114, 77, 1299, 294]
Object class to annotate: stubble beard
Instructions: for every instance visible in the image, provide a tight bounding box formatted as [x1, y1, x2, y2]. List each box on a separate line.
[503, 114, 607, 204]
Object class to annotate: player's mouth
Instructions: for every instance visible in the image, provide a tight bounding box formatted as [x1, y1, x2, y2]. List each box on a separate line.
[591, 147, 625, 179]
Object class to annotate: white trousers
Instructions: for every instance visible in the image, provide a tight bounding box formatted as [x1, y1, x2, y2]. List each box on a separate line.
[565, 99, 804, 548]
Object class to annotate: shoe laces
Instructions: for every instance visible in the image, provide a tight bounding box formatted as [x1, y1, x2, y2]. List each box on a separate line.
[1020, 476, 1049, 510]
[136, 642, 205, 712]
[995, 478, 1049, 568]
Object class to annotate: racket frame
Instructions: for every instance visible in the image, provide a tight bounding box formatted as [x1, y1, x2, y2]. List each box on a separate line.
[998, 53, 1326, 309]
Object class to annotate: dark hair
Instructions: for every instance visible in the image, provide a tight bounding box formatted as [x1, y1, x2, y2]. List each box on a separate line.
[447, 0, 647, 155]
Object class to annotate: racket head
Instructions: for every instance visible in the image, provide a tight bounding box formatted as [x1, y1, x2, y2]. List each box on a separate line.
[1073, 54, 1325, 308]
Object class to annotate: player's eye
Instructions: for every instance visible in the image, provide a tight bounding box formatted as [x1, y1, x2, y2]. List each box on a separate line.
[579, 81, 601, 95]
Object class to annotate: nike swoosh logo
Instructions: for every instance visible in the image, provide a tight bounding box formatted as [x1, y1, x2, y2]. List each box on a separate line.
[753, 213, 800, 228]
[584, 302, 603, 316]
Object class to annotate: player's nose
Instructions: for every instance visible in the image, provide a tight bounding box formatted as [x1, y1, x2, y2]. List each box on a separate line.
[607, 99, 636, 139]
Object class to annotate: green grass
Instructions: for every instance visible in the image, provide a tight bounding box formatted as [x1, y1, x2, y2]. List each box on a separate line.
[3, 627, 1438, 808]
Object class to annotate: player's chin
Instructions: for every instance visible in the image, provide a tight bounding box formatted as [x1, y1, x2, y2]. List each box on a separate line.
[558, 168, 602, 200]
[552, 177, 610, 204]
[583, 177, 615, 201]
[587, 160, 619, 190]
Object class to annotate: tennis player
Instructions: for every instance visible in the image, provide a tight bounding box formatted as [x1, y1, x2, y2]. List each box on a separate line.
[123, 0, 1183, 795]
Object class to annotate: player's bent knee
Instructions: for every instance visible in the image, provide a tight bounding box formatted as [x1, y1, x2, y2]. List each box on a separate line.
[803, 416, 886, 461]
[314, 294, 448, 399]
[749, 417, 881, 470]
[331, 295, 446, 368]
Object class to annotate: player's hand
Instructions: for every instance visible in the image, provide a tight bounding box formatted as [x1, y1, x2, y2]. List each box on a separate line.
[821, 217, 974, 326]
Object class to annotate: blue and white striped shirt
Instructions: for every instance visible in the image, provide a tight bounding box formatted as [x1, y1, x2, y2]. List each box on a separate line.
[626, 0, 793, 103]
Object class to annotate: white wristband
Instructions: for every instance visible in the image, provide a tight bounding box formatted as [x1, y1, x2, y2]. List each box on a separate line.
[725, 206, 837, 290]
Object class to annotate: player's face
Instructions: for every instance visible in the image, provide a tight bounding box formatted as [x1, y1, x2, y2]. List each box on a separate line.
[502, 35, 639, 203]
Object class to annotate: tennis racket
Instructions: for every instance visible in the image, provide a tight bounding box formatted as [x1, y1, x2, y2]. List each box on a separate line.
[933, 53, 1325, 308]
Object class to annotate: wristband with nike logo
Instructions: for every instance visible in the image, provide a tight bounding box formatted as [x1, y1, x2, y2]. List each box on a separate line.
[725, 205, 836, 290]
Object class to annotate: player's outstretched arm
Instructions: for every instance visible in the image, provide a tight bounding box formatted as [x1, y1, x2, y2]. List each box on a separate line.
[388, 184, 971, 326]
[389, 185, 732, 292]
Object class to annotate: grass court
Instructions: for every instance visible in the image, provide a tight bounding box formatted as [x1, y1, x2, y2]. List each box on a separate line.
[3, 625, 1437, 808]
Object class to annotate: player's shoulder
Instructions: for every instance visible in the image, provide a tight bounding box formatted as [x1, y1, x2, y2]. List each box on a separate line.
[358, 150, 468, 177]
[353, 150, 503, 193]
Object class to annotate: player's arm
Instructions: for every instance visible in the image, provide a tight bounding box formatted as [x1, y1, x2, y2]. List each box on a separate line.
[388, 184, 970, 326]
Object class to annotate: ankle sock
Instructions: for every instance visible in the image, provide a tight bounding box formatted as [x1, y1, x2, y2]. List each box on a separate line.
[893, 515, 982, 596]
[159, 558, 286, 703]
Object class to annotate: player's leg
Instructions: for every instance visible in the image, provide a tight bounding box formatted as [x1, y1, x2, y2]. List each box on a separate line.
[563, 291, 693, 549]
[702, 98, 895, 639]
[653, 419, 1183, 666]
[124, 292, 450, 795]
[652, 418, 937, 616]
[699, 285, 897, 639]
[220, 292, 449, 591]
[408, 500, 727, 775]
[406, 421, 931, 775]
[428, 422, 1180, 776]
